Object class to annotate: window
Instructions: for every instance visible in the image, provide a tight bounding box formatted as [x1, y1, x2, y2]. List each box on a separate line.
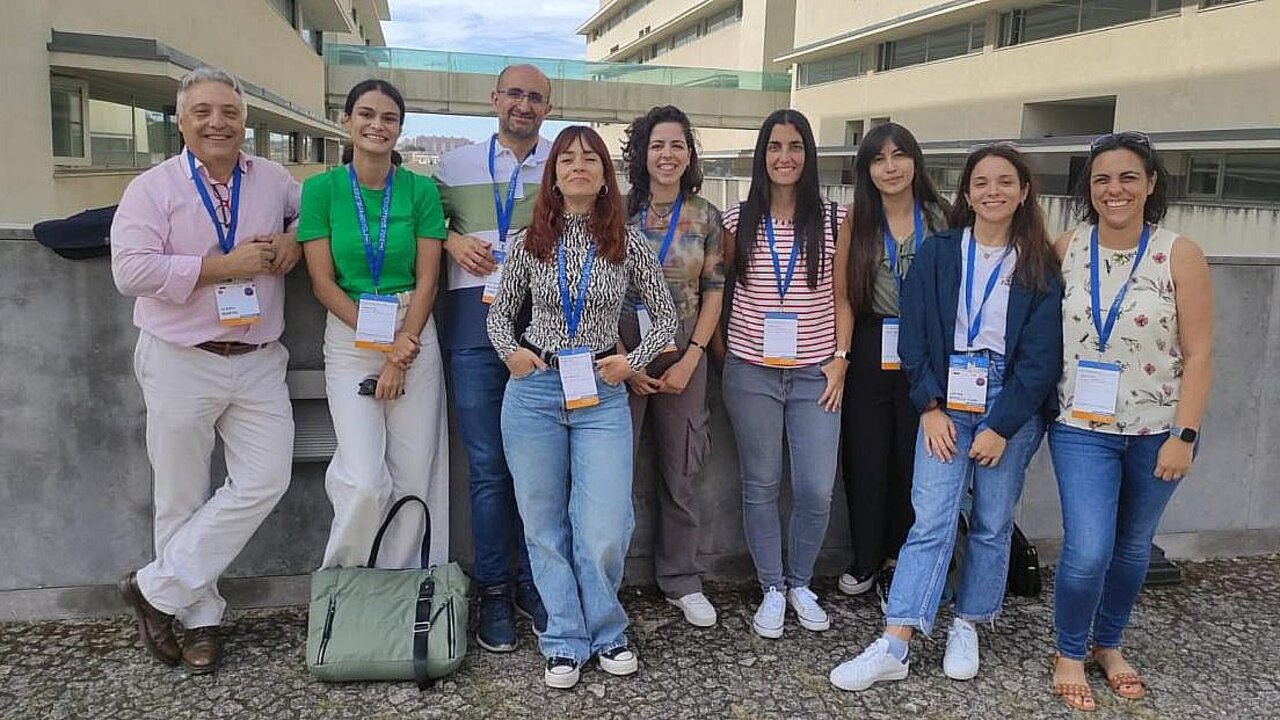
[1186, 155, 1223, 197]
[1202, 0, 1250, 6]
[798, 52, 866, 87]
[243, 127, 257, 155]
[50, 78, 88, 163]
[268, 0, 297, 27]
[88, 88, 178, 169]
[1000, 1, 1177, 47]
[705, 3, 743, 34]
[1223, 154, 1280, 202]
[269, 131, 296, 164]
[925, 155, 968, 193]
[877, 21, 985, 71]
[670, 25, 699, 51]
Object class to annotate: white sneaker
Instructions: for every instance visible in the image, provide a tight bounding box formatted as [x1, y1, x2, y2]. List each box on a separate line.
[786, 586, 830, 632]
[667, 592, 718, 627]
[943, 618, 980, 680]
[838, 569, 877, 596]
[598, 645, 639, 676]
[544, 656, 580, 689]
[829, 638, 910, 691]
[752, 587, 786, 639]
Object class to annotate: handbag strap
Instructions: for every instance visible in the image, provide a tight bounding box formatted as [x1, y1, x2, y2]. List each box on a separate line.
[412, 576, 435, 690]
[367, 495, 433, 569]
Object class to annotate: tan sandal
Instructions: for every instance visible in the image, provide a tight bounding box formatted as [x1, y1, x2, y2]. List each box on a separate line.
[1052, 655, 1097, 712]
[1090, 646, 1147, 700]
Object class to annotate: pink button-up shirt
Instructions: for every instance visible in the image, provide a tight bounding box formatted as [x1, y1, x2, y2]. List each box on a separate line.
[111, 149, 301, 346]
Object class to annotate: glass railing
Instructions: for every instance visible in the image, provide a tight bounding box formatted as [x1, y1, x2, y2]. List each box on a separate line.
[324, 44, 792, 92]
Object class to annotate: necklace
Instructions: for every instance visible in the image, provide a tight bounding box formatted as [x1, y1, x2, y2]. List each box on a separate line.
[648, 201, 675, 220]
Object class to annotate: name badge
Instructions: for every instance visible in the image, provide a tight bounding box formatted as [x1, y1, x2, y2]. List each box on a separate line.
[482, 250, 505, 304]
[558, 347, 599, 409]
[354, 293, 399, 351]
[1070, 360, 1121, 424]
[215, 280, 261, 326]
[881, 318, 901, 370]
[946, 353, 989, 413]
[762, 312, 798, 367]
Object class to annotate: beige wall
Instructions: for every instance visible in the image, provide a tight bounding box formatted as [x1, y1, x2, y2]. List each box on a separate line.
[792, 0, 970, 49]
[1, 0, 333, 224]
[791, 2, 1280, 146]
[585, 0, 792, 72]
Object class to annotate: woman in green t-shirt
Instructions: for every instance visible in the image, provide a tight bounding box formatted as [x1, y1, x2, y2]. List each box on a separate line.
[297, 79, 450, 570]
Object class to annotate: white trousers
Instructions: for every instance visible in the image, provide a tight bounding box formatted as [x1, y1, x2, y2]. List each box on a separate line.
[320, 305, 450, 569]
[134, 332, 294, 628]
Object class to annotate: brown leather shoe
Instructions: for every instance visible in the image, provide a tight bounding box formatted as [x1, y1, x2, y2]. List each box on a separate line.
[118, 571, 180, 665]
[182, 626, 221, 674]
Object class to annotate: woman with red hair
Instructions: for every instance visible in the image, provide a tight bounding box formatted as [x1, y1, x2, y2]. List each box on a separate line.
[487, 126, 677, 689]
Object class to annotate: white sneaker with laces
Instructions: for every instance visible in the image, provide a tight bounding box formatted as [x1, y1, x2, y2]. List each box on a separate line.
[752, 587, 786, 639]
[943, 618, 980, 680]
[838, 569, 877, 596]
[829, 638, 910, 691]
[667, 592, 718, 627]
[786, 586, 830, 632]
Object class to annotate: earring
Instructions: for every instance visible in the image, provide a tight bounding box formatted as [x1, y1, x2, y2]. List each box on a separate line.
[552, 186, 563, 198]
[598, 185, 608, 197]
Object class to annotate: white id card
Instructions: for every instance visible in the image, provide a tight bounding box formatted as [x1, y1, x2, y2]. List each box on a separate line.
[881, 318, 901, 370]
[215, 280, 261, 326]
[482, 250, 505, 304]
[557, 347, 599, 409]
[354, 293, 399, 351]
[946, 353, 989, 413]
[762, 312, 799, 367]
[1070, 360, 1122, 424]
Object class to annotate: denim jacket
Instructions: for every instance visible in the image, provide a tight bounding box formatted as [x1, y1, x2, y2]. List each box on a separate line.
[898, 228, 1064, 439]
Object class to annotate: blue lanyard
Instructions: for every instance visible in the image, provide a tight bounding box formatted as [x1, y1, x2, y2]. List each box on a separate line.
[639, 193, 684, 266]
[964, 230, 1013, 347]
[1090, 224, 1151, 353]
[488, 134, 522, 248]
[348, 164, 396, 292]
[882, 202, 924, 294]
[557, 242, 598, 342]
[187, 150, 242, 255]
[764, 214, 802, 301]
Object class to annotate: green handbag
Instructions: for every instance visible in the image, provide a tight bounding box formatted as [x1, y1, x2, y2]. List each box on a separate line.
[306, 496, 469, 688]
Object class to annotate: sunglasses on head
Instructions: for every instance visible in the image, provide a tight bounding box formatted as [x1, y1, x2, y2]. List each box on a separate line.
[1090, 131, 1152, 152]
[967, 139, 1021, 153]
[498, 87, 547, 106]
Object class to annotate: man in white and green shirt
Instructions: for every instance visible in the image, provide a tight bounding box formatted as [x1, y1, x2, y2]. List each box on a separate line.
[434, 64, 552, 653]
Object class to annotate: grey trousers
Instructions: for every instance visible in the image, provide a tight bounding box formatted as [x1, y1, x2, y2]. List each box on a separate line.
[624, 315, 712, 599]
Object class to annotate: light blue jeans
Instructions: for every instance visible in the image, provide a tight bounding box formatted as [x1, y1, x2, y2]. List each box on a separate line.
[885, 352, 1045, 634]
[722, 353, 842, 591]
[1049, 422, 1181, 660]
[501, 367, 635, 664]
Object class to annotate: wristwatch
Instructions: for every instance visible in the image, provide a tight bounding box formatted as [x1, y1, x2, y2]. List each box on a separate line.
[1170, 425, 1198, 443]
[831, 350, 851, 362]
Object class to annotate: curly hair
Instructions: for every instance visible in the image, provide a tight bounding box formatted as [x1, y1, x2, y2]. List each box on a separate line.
[622, 105, 703, 217]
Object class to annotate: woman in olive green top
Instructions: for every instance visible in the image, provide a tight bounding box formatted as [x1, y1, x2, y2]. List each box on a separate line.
[298, 80, 450, 570]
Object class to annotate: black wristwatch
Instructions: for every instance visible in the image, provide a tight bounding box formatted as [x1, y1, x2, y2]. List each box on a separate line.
[1170, 425, 1198, 443]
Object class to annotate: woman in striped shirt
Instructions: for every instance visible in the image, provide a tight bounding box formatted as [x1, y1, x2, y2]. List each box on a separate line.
[721, 109, 853, 640]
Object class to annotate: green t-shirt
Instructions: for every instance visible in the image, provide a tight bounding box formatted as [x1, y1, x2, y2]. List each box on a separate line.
[297, 165, 447, 300]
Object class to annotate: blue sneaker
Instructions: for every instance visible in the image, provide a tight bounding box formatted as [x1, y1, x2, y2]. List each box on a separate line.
[476, 584, 516, 653]
[515, 580, 548, 636]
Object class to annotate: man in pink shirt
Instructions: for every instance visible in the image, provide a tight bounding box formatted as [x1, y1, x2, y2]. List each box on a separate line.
[111, 66, 301, 673]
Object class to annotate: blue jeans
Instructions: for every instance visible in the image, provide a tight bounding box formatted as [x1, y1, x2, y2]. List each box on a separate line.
[448, 348, 532, 588]
[1049, 422, 1181, 660]
[885, 352, 1045, 634]
[502, 367, 635, 663]
[721, 354, 842, 591]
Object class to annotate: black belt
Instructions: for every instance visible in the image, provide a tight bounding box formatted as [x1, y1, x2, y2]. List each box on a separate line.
[519, 338, 618, 369]
[196, 341, 267, 356]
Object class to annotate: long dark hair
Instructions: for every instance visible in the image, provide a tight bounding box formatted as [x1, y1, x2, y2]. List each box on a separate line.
[525, 126, 627, 264]
[735, 109, 826, 290]
[949, 144, 1058, 292]
[1072, 133, 1170, 225]
[622, 105, 703, 217]
[847, 122, 950, 313]
[341, 79, 406, 167]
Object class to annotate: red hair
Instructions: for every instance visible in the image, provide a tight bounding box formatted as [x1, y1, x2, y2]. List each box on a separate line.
[524, 126, 627, 264]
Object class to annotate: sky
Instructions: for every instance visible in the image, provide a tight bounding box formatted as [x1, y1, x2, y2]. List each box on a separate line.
[383, 0, 598, 142]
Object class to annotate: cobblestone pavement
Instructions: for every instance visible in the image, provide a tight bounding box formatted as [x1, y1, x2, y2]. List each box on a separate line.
[2, 556, 1278, 719]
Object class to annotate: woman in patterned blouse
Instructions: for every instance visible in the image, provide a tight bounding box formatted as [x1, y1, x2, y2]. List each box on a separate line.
[619, 105, 725, 629]
[1048, 133, 1213, 712]
[486, 126, 676, 690]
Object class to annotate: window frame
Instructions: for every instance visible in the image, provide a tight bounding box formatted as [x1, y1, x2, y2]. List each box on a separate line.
[1185, 154, 1225, 199]
[50, 77, 91, 167]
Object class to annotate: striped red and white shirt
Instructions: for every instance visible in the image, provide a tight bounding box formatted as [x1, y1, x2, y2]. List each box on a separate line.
[724, 202, 846, 367]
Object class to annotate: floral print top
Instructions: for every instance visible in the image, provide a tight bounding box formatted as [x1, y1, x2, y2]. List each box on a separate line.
[1057, 223, 1182, 435]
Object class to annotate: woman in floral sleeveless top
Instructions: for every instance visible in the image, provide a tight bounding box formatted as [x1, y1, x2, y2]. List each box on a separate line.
[1048, 133, 1214, 712]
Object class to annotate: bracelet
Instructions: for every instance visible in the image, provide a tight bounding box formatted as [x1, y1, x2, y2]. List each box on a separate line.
[688, 339, 705, 351]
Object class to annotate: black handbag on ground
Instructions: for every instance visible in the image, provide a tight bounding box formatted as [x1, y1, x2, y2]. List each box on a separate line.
[1007, 523, 1043, 597]
[32, 205, 116, 259]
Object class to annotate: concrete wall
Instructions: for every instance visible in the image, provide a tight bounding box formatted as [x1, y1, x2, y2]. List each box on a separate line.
[789, 1, 1280, 146]
[1, 217, 1278, 619]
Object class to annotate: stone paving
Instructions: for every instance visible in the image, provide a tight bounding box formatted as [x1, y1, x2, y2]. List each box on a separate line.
[2, 555, 1278, 719]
